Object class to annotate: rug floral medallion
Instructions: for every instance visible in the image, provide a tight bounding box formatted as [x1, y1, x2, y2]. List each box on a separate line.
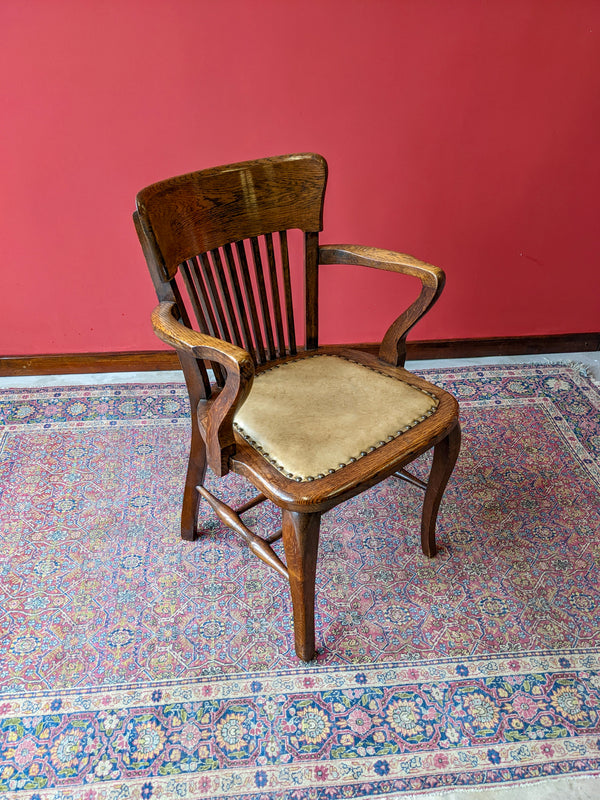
[0, 364, 599, 799]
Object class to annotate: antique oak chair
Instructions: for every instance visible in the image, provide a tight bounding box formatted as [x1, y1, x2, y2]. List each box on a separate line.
[134, 153, 460, 661]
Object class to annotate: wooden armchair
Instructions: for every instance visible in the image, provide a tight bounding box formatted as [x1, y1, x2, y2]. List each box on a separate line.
[134, 153, 460, 661]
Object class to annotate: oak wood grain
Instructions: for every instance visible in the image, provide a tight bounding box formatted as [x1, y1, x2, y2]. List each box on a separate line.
[151, 300, 254, 477]
[197, 485, 288, 579]
[136, 153, 327, 278]
[134, 152, 461, 661]
[282, 510, 321, 661]
[319, 244, 445, 367]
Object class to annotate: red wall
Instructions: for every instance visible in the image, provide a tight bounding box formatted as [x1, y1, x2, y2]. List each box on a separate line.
[2, 0, 599, 355]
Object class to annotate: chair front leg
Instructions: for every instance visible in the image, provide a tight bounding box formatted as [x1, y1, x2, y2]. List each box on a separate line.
[178, 354, 208, 541]
[181, 413, 207, 540]
[421, 422, 461, 557]
[282, 510, 321, 661]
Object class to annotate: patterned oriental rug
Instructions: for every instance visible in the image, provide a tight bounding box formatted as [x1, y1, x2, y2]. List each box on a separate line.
[0, 363, 599, 800]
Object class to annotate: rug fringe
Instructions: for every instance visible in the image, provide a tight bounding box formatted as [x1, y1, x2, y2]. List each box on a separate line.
[381, 770, 600, 799]
[566, 360, 593, 379]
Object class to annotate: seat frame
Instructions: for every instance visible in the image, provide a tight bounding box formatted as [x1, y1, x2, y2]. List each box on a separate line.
[134, 153, 460, 661]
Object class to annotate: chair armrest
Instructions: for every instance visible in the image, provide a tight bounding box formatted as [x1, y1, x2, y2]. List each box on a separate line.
[152, 301, 255, 476]
[151, 300, 253, 368]
[319, 244, 445, 366]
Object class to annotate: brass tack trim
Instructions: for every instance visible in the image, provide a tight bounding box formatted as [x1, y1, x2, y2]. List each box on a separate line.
[236, 352, 441, 483]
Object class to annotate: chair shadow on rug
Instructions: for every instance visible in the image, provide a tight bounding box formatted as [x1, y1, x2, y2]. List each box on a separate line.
[133, 153, 461, 661]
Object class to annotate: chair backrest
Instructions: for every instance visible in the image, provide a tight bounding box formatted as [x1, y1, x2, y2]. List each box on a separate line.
[134, 154, 328, 385]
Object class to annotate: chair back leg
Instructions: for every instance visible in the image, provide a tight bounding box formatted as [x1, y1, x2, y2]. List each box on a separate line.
[281, 509, 322, 661]
[421, 422, 462, 557]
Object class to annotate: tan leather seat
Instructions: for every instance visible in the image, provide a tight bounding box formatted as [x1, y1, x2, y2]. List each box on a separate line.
[234, 353, 438, 482]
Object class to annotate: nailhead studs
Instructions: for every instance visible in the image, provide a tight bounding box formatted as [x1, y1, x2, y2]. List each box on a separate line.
[238, 355, 443, 485]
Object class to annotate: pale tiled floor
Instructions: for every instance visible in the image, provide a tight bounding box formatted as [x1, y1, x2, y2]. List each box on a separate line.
[2, 352, 598, 798]
[396, 774, 600, 800]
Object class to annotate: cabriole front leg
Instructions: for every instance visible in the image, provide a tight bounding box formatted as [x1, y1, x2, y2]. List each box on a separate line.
[421, 422, 461, 557]
[282, 510, 321, 661]
[178, 354, 208, 541]
[181, 414, 207, 540]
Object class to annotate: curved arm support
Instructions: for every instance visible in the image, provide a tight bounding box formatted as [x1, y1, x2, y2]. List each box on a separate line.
[151, 301, 255, 476]
[319, 244, 445, 366]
